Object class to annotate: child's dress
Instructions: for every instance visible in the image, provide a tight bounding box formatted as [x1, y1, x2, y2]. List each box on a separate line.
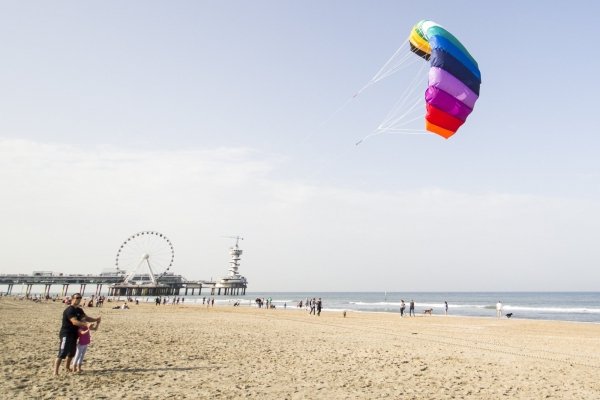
[72, 326, 91, 367]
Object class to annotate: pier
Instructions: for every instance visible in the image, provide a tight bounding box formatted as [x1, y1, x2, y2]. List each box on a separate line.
[0, 233, 248, 298]
[0, 273, 125, 298]
[0, 273, 228, 298]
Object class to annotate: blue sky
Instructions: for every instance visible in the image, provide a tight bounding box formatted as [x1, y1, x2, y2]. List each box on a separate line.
[1, 2, 599, 291]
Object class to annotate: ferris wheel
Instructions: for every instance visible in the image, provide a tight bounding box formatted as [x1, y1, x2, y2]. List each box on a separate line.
[115, 231, 175, 284]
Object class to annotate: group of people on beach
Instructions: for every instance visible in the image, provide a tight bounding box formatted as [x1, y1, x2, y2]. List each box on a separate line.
[295, 298, 322, 315]
[308, 298, 322, 316]
[154, 296, 186, 305]
[399, 300, 416, 317]
[255, 297, 276, 309]
[203, 297, 215, 307]
[53, 293, 101, 375]
[399, 300, 449, 316]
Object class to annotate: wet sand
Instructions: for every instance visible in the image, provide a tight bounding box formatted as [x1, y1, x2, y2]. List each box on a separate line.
[1, 297, 599, 399]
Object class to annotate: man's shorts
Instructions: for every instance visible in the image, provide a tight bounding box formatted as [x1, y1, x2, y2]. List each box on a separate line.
[57, 335, 77, 359]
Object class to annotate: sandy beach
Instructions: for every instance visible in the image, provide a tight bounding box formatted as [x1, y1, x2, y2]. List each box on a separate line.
[1, 297, 599, 399]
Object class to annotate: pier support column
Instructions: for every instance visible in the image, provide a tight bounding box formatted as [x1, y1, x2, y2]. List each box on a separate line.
[7, 284, 13, 295]
[80, 284, 86, 296]
[25, 284, 33, 298]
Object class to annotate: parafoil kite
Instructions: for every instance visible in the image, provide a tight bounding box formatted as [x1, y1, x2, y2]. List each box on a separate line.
[409, 20, 481, 139]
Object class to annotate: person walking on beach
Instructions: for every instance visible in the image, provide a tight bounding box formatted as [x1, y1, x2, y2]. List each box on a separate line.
[53, 293, 101, 376]
[400, 300, 406, 317]
[409, 300, 415, 317]
[445, 301, 448, 316]
[316, 298, 322, 316]
[496, 301, 503, 318]
[309, 298, 316, 315]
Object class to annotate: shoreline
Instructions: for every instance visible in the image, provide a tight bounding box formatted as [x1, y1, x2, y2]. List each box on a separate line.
[5, 293, 600, 325]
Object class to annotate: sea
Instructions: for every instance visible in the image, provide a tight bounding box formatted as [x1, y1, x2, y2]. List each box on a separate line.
[180, 292, 600, 324]
[15, 288, 600, 323]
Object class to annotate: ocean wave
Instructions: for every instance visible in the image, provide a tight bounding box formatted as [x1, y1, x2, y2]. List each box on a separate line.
[503, 305, 600, 314]
[349, 301, 487, 309]
[349, 301, 402, 306]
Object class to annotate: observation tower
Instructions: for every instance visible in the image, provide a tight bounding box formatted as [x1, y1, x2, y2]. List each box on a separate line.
[214, 236, 247, 295]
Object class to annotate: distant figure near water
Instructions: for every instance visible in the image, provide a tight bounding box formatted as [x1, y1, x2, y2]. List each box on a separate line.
[316, 298, 322, 316]
[409, 300, 415, 317]
[400, 300, 406, 317]
[445, 301, 448, 316]
[496, 301, 503, 318]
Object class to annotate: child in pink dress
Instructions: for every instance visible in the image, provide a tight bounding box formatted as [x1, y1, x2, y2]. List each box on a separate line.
[71, 321, 98, 372]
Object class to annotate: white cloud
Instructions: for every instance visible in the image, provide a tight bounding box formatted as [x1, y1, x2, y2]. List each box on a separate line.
[1, 138, 598, 291]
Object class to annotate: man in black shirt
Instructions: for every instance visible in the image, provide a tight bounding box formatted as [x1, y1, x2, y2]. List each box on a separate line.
[53, 293, 101, 375]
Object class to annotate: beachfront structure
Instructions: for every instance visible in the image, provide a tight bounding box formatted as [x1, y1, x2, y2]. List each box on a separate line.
[0, 236, 248, 297]
[107, 271, 188, 297]
[1, 270, 223, 298]
[206, 236, 248, 296]
[0, 271, 126, 298]
[109, 236, 248, 297]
